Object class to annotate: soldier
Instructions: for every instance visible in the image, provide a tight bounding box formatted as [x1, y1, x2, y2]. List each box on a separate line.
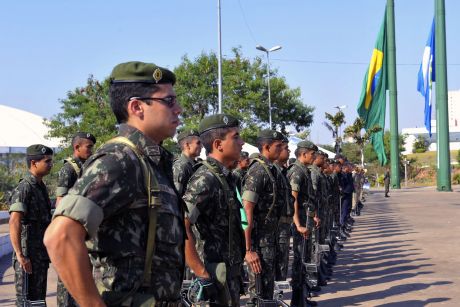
[274, 136, 294, 281]
[183, 114, 245, 306]
[233, 151, 250, 192]
[44, 61, 184, 306]
[340, 163, 355, 233]
[9, 144, 53, 306]
[55, 132, 95, 307]
[384, 167, 390, 197]
[56, 132, 96, 206]
[242, 129, 285, 303]
[287, 141, 318, 306]
[173, 129, 201, 197]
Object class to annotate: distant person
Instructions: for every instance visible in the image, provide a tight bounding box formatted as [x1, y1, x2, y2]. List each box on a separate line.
[9, 144, 53, 306]
[384, 168, 390, 197]
[233, 151, 250, 192]
[55, 132, 96, 307]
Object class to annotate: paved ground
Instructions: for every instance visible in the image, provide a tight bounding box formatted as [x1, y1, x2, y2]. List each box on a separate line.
[0, 186, 459, 306]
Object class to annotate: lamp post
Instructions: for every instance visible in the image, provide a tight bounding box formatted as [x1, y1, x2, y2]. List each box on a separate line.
[217, 0, 223, 113]
[256, 44, 282, 128]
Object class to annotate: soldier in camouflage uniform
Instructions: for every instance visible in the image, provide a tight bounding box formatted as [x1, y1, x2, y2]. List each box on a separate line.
[242, 129, 285, 303]
[274, 136, 294, 281]
[173, 129, 201, 197]
[287, 141, 318, 306]
[232, 151, 250, 192]
[184, 114, 246, 306]
[9, 144, 53, 306]
[45, 61, 185, 306]
[55, 131, 96, 307]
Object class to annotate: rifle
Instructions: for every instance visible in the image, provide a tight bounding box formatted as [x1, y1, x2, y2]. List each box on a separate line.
[253, 274, 290, 306]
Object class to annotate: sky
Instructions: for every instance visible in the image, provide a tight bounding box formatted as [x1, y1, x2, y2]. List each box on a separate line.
[0, 0, 459, 145]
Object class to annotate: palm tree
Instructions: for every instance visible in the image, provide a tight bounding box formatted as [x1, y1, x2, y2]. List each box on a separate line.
[323, 110, 346, 154]
[344, 117, 382, 167]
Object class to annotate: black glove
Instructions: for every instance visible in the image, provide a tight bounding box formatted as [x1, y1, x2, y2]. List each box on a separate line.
[187, 277, 218, 303]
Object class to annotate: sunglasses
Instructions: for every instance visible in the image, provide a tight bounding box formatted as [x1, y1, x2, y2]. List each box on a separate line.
[129, 96, 177, 108]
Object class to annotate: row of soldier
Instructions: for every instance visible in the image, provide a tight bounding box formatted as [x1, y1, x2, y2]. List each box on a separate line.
[8, 61, 365, 307]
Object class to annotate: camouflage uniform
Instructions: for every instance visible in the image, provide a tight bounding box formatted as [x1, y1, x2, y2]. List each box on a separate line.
[54, 124, 185, 303]
[56, 156, 84, 307]
[232, 167, 246, 193]
[308, 164, 326, 242]
[9, 171, 51, 306]
[287, 161, 315, 291]
[273, 163, 293, 281]
[242, 155, 284, 299]
[184, 157, 245, 306]
[172, 153, 196, 197]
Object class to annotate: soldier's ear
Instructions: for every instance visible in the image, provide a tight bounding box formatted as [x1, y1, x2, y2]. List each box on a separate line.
[214, 139, 223, 151]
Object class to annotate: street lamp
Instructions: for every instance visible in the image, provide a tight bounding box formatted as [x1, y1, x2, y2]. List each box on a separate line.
[256, 44, 282, 128]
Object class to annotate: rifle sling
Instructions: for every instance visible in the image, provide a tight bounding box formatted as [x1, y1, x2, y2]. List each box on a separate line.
[252, 158, 277, 223]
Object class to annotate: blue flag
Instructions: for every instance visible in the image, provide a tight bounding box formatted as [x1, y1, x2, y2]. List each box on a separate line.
[417, 19, 435, 137]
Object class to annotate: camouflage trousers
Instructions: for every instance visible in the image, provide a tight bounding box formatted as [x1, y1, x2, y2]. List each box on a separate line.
[247, 238, 276, 301]
[212, 269, 242, 307]
[13, 258, 48, 306]
[291, 230, 311, 290]
[275, 222, 291, 281]
[57, 277, 78, 306]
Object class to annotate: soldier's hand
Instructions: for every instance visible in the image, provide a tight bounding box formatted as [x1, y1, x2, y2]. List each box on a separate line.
[245, 251, 262, 274]
[295, 225, 310, 238]
[314, 216, 321, 228]
[18, 254, 32, 273]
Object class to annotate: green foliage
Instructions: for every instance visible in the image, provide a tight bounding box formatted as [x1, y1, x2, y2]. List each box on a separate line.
[46, 76, 118, 161]
[174, 48, 314, 140]
[457, 149, 460, 164]
[0, 155, 28, 206]
[412, 135, 429, 153]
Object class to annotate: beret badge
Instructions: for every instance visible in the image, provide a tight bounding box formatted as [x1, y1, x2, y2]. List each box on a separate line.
[223, 116, 229, 125]
[153, 68, 163, 83]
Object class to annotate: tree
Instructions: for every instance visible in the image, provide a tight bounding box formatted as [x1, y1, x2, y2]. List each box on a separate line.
[412, 135, 429, 153]
[323, 110, 345, 154]
[344, 117, 382, 167]
[174, 48, 314, 144]
[46, 76, 117, 159]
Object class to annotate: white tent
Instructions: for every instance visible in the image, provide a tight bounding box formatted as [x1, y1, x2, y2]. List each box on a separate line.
[0, 105, 61, 153]
[288, 136, 335, 158]
[199, 142, 258, 160]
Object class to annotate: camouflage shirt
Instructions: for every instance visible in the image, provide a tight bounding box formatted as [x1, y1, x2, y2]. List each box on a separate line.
[232, 167, 246, 193]
[54, 124, 185, 300]
[56, 156, 84, 197]
[172, 153, 196, 197]
[274, 163, 294, 219]
[242, 156, 284, 241]
[9, 171, 52, 261]
[184, 157, 245, 266]
[287, 161, 315, 227]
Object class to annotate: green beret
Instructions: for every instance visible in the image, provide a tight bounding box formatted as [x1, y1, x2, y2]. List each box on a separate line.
[297, 140, 318, 151]
[27, 144, 53, 156]
[257, 129, 284, 141]
[110, 61, 176, 85]
[240, 151, 249, 158]
[198, 114, 239, 134]
[317, 151, 328, 158]
[74, 132, 96, 144]
[177, 129, 200, 142]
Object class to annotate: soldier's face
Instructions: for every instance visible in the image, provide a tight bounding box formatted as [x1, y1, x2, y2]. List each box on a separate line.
[76, 139, 94, 160]
[33, 155, 53, 176]
[221, 128, 244, 162]
[239, 157, 250, 169]
[142, 84, 182, 142]
[267, 140, 283, 161]
[304, 150, 316, 164]
[279, 143, 290, 162]
[188, 137, 202, 157]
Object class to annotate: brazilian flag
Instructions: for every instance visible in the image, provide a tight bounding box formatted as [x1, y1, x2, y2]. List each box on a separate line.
[357, 10, 388, 165]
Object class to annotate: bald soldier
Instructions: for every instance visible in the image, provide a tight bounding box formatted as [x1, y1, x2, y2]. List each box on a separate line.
[45, 61, 185, 306]
[9, 144, 53, 306]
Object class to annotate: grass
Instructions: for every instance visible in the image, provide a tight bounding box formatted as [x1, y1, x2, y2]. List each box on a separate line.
[406, 150, 458, 167]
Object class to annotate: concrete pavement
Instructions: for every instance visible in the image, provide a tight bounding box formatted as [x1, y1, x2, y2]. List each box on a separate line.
[0, 186, 459, 306]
